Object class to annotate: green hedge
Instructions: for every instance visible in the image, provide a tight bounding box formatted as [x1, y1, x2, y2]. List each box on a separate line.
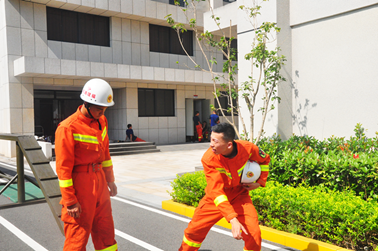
[169, 173, 378, 250]
[257, 124, 378, 200]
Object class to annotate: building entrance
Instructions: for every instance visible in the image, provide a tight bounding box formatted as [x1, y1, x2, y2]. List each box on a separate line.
[185, 98, 211, 142]
[34, 90, 82, 143]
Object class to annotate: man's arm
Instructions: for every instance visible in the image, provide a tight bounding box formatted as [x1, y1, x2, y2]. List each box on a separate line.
[102, 118, 117, 196]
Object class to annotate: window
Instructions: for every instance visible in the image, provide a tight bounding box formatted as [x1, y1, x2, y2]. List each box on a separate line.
[138, 89, 175, 117]
[223, 38, 237, 61]
[149, 24, 193, 56]
[169, 0, 186, 7]
[47, 7, 110, 46]
[214, 92, 237, 116]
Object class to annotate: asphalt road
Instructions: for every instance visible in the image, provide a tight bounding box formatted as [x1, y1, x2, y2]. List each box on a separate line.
[0, 162, 296, 251]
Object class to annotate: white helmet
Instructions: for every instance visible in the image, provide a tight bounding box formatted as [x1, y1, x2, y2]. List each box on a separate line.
[241, 161, 261, 183]
[80, 78, 115, 107]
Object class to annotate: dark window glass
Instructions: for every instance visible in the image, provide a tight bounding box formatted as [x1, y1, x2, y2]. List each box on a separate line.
[169, 0, 186, 7]
[47, 7, 109, 47]
[138, 89, 175, 117]
[149, 24, 193, 56]
[223, 38, 237, 61]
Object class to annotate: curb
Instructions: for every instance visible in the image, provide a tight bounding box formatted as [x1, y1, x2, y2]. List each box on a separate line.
[162, 200, 349, 251]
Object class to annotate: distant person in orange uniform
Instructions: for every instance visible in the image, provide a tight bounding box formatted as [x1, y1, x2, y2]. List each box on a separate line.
[55, 78, 118, 251]
[193, 111, 203, 142]
[179, 123, 270, 251]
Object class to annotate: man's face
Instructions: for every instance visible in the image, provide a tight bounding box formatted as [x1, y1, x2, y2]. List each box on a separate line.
[88, 105, 107, 119]
[210, 132, 232, 155]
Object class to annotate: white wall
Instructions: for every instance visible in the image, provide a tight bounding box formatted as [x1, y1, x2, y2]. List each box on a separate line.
[291, 5, 378, 138]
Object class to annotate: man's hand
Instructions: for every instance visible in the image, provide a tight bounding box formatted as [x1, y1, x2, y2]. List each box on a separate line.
[67, 202, 82, 218]
[242, 182, 260, 191]
[108, 182, 118, 197]
[230, 218, 248, 240]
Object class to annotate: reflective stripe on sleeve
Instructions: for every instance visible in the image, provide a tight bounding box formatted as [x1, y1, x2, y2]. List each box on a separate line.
[73, 133, 99, 144]
[260, 165, 269, 171]
[95, 243, 118, 251]
[59, 179, 73, 188]
[237, 160, 249, 176]
[183, 235, 201, 248]
[102, 159, 113, 168]
[215, 168, 232, 179]
[102, 126, 107, 141]
[214, 195, 228, 207]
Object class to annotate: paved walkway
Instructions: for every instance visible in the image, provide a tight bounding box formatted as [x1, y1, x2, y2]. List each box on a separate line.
[0, 142, 210, 208]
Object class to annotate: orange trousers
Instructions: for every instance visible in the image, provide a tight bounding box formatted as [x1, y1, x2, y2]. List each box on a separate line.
[61, 168, 117, 251]
[196, 125, 203, 142]
[179, 195, 261, 251]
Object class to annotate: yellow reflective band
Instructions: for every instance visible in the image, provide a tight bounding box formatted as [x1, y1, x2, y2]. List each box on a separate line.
[95, 243, 118, 251]
[183, 235, 201, 248]
[261, 165, 269, 171]
[214, 195, 228, 206]
[73, 133, 99, 144]
[102, 126, 107, 141]
[102, 159, 112, 168]
[237, 160, 249, 176]
[59, 179, 73, 188]
[215, 168, 232, 179]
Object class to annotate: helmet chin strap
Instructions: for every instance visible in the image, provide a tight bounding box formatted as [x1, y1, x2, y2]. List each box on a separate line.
[84, 103, 102, 131]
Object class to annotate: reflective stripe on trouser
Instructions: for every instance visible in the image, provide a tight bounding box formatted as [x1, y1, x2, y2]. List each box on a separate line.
[196, 125, 203, 142]
[61, 169, 117, 251]
[179, 195, 261, 251]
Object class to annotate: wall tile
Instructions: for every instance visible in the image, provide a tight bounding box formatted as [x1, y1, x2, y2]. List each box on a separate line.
[131, 20, 140, 43]
[95, 0, 108, 11]
[132, 0, 145, 17]
[140, 22, 149, 45]
[176, 90, 185, 109]
[88, 45, 101, 62]
[156, 2, 167, 20]
[5, 0, 20, 28]
[149, 52, 159, 67]
[184, 69, 195, 83]
[76, 44, 89, 61]
[21, 29, 35, 56]
[120, 0, 133, 14]
[166, 4, 177, 22]
[148, 83, 157, 88]
[158, 117, 168, 128]
[140, 44, 149, 66]
[45, 58, 61, 75]
[122, 41, 131, 65]
[169, 54, 179, 69]
[62, 42, 76, 60]
[112, 40, 122, 64]
[148, 117, 158, 129]
[145, 0, 157, 19]
[23, 108, 34, 133]
[195, 70, 202, 83]
[159, 53, 169, 68]
[21, 83, 33, 109]
[126, 108, 138, 128]
[118, 64, 130, 79]
[138, 129, 148, 141]
[138, 117, 149, 129]
[175, 69, 185, 82]
[165, 68, 175, 82]
[177, 127, 186, 143]
[109, 0, 121, 12]
[158, 128, 168, 144]
[48, 40, 61, 59]
[105, 63, 118, 78]
[6, 27, 21, 56]
[121, 19, 131, 42]
[177, 108, 185, 127]
[10, 108, 23, 133]
[54, 79, 74, 86]
[126, 87, 137, 108]
[130, 65, 141, 79]
[168, 128, 178, 143]
[8, 83, 22, 108]
[168, 117, 178, 128]
[154, 67, 164, 81]
[61, 59, 76, 76]
[20, 1, 34, 30]
[142, 66, 153, 80]
[90, 62, 104, 77]
[76, 61, 91, 77]
[33, 3, 46, 31]
[111, 17, 122, 41]
[131, 43, 141, 65]
[101, 46, 113, 63]
[148, 128, 159, 144]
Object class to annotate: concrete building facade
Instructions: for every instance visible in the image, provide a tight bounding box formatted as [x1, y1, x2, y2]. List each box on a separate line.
[0, 0, 233, 157]
[206, 0, 378, 140]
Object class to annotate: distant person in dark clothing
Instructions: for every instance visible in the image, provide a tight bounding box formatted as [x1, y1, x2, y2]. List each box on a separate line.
[126, 124, 145, 142]
[209, 110, 220, 128]
[193, 111, 203, 142]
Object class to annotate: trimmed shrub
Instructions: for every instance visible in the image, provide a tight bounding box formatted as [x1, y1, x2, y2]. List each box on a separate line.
[169, 173, 378, 249]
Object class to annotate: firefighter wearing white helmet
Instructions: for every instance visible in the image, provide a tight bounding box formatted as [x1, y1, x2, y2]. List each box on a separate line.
[55, 78, 118, 250]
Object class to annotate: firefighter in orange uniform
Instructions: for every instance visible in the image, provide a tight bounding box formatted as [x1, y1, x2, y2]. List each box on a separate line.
[55, 78, 118, 251]
[179, 123, 270, 251]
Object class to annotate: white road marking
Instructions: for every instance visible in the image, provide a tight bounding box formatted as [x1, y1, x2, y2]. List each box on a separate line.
[115, 229, 164, 251]
[0, 216, 48, 251]
[112, 196, 281, 250]
[0, 162, 34, 175]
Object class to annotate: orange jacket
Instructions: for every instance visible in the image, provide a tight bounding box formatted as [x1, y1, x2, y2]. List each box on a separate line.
[201, 140, 270, 222]
[55, 106, 114, 207]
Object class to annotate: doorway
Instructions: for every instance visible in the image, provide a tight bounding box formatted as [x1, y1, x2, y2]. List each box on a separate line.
[34, 90, 82, 143]
[185, 98, 210, 141]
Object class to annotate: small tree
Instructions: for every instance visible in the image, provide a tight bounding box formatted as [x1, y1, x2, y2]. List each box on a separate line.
[166, 0, 286, 143]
